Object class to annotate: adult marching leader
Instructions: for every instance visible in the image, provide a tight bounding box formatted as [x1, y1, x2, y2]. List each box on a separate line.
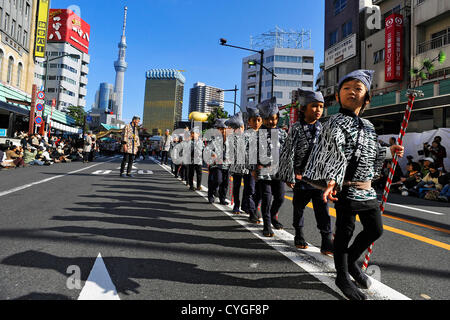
[278, 89, 333, 256]
[120, 116, 141, 178]
[302, 70, 404, 300]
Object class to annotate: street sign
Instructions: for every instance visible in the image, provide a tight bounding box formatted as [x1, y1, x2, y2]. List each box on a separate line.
[35, 116, 43, 125]
[36, 103, 44, 111]
[0, 129, 7, 137]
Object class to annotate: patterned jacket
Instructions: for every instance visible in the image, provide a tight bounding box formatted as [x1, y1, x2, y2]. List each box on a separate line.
[229, 131, 249, 175]
[255, 127, 288, 181]
[303, 109, 390, 201]
[278, 119, 322, 185]
[121, 123, 141, 155]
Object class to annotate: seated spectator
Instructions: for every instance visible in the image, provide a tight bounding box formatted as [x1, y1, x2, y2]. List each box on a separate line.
[400, 162, 422, 189]
[1, 144, 15, 169]
[420, 157, 434, 177]
[409, 163, 443, 198]
[376, 160, 404, 191]
[6, 145, 25, 168]
[437, 172, 449, 202]
[429, 139, 447, 172]
[24, 145, 44, 166]
[39, 147, 54, 165]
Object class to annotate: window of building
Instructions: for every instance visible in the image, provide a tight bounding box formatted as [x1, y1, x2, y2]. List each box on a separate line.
[16, 62, 22, 87]
[248, 85, 255, 91]
[342, 20, 352, 39]
[17, 25, 22, 43]
[4, 13, 9, 33]
[303, 69, 313, 75]
[0, 50, 3, 79]
[7, 56, 14, 84]
[11, 19, 16, 38]
[334, 0, 347, 16]
[266, 56, 274, 63]
[23, 30, 27, 47]
[0, 8, 3, 29]
[274, 67, 302, 75]
[274, 79, 302, 87]
[303, 57, 314, 64]
[19, 0, 24, 13]
[25, 3, 30, 19]
[274, 55, 302, 63]
[330, 29, 339, 46]
[373, 49, 385, 64]
[247, 97, 255, 102]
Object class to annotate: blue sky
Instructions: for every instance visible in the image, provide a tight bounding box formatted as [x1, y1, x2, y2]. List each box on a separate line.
[52, 0, 325, 122]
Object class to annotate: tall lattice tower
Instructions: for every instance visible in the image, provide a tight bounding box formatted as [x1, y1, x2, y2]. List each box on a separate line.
[250, 26, 312, 50]
[113, 6, 128, 121]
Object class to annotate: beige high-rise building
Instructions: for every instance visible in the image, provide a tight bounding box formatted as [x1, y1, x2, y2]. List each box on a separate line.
[142, 69, 185, 136]
[0, 0, 38, 96]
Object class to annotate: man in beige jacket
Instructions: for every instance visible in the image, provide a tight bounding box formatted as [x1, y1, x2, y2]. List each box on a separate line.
[120, 116, 141, 177]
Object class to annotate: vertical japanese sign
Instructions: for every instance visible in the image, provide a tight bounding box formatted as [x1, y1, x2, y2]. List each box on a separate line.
[385, 14, 404, 82]
[289, 106, 298, 126]
[34, 0, 50, 58]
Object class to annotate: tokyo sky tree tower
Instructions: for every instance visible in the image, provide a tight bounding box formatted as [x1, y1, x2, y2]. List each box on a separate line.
[113, 6, 128, 121]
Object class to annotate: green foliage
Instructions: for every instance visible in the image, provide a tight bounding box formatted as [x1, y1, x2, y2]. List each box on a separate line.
[206, 107, 229, 127]
[66, 105, 86, 127]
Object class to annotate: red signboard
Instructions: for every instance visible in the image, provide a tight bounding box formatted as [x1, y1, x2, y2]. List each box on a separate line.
[289, 107, 298, 126]
[385, 14, 404, 82]
[47, 9, 91, 54]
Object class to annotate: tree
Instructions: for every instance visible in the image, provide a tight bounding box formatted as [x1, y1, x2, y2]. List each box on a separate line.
[67, 105, 86, 126]
[410, 50, 446, 87]
[206, 107, 229, 128]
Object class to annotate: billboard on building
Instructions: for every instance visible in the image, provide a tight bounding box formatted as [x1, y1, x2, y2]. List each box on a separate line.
[34, 0, 50, 58]
[324, 34, 357, 70]
[385, 14, 404, 82]
[47, 9, 91, 54]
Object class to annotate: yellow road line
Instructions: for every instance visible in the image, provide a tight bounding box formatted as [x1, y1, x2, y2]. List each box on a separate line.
[201, 171, 450, 250]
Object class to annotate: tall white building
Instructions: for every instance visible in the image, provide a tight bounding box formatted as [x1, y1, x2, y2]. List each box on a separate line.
[34, 9, 90, 111]
[241, 47, 315, 110]
[188, 82, 224, 114]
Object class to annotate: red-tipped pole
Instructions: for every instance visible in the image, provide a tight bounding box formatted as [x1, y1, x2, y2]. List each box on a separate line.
[362, 89, 424, 272]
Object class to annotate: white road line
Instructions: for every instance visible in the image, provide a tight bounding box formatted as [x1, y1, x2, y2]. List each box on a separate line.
[153, 158, 410, 300]
[384, 202, 445, 216]
[0, 158, 115, 198]
[78, 253, 120, 300]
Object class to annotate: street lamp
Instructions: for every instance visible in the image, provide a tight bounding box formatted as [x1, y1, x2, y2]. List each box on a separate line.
[208, 99, 241, 110]
[217, 85, 239, 115]
[219, 38, 264, 103]
[248, 60, 277, 99]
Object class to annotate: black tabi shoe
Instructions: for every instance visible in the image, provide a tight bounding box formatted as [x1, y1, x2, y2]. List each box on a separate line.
[320, 233, 334, 257]
[348, 260, 372, 289]
[219, 199, 229, 205]
[335, 273, 367, 300]
[271, 218, 284, 230]
[294, 236, 308, 249]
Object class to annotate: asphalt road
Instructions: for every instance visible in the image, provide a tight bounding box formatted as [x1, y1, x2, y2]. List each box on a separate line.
[0, 155, 448, 301]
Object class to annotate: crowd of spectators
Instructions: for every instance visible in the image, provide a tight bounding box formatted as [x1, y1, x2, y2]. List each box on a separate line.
[375, 136, 449, 203]
[0, 131, 98, 170]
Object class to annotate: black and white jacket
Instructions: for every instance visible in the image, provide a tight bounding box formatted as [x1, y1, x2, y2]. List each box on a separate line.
[303, 109, 390, 201]
[278, 118, 322, 185]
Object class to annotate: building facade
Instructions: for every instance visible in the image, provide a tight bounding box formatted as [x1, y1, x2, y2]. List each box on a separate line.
[188, 82, 224, 114]
[322, 0, 450, 133]
[142, 69, 185, 136]
[88, 82, 117, 129]
[240, 47, 315, 110]
[34, 8, 90, 112]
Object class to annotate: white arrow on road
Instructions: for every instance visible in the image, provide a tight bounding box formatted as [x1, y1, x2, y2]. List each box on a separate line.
[116, 166, 138, 170]
[78, 253, 120, 300]
[138, 170, 153, 175]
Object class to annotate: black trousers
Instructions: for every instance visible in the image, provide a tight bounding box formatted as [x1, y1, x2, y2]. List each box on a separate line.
[333, 195, 383, 272]
[120, 153, 134, 174]
[293, 181, 331, 235]
[208, 167, 230, 202]
[242, 174, 257, 215]
[257, 179, 285, 222]
[188, 164, 202, 188]
[161, 151, 169, 164]
[232, 174, 244, 210]
[83, 152, 89, 162]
